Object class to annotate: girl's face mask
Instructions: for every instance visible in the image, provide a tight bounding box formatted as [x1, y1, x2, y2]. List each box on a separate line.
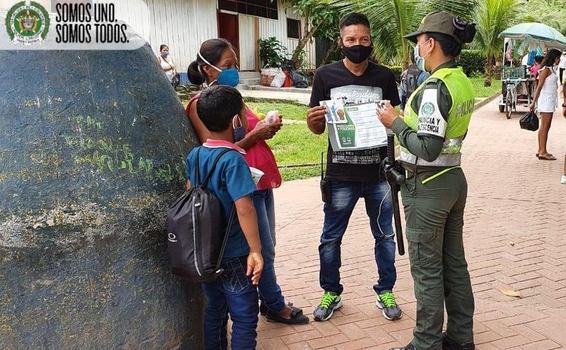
[198, 52, 240, 87]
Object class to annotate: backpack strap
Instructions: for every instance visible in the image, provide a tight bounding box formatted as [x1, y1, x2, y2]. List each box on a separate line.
[193, 147, 243, 270]
[201, 148, 235, 189]
[192, 147, 234, 188]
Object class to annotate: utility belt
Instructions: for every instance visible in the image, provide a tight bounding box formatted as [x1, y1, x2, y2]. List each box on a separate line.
[401, 161, 461, 184]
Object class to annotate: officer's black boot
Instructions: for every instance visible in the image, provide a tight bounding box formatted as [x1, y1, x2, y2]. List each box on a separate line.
[389, 344, 421, 350]
[442, 333, 475, 350]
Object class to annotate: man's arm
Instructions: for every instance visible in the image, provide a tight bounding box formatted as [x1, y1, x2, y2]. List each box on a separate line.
[307, 70, 328, 135]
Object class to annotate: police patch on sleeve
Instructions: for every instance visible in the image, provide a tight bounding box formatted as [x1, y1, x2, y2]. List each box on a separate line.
[417, 88, 447, 138]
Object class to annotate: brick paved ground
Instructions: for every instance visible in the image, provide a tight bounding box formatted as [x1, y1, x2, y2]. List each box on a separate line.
[257, 95, 566, 350]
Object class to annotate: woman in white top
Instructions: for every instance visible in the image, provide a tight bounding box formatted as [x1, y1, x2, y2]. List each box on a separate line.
[559, 51, 566, 85]
[158, 44, 176, 84]
[530, 49, 562, 161]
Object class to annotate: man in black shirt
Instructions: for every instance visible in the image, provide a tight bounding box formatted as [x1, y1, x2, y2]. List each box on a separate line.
[307, 13, 402, 322]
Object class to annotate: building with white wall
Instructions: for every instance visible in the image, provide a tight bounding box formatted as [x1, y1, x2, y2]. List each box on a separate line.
[1, 0, 316, 82]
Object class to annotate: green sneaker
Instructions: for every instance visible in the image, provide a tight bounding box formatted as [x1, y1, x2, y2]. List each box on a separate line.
[376, 290, 403, 321]
[313, 292, 342, 321]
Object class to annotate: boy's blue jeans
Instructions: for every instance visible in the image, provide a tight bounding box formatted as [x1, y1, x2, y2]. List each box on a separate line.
[202, 257, 258, 350]
[319, 180, 397, 295]
[253, 189, 286, 313]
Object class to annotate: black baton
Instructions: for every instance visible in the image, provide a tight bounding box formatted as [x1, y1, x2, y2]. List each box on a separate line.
[383, 133, 405, 256]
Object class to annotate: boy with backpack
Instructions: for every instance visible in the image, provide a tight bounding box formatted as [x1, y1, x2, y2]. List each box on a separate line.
[185, 85, 264, 350]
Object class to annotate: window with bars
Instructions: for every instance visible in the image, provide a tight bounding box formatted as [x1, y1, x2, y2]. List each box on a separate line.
[287, 18, 300, 39]
[218, 0, 278, 20]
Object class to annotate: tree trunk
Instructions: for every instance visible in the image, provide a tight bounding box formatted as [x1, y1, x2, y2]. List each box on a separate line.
[291, 14, 326, 66]
[319, 39, 339, 67]
[484, 52, 493, 87]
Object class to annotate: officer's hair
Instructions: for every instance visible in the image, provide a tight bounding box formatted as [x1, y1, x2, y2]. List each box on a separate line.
[427, 32, 462, 58]
[339, 13, 371, 31]
[197, 86, 243, 133]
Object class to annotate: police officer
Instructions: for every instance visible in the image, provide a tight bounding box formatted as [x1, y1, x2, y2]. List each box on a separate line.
[377, 11, 477, 350]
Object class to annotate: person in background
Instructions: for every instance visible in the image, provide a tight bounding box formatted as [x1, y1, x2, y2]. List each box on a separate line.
[530, 55, 544, 77]
[158, 44, 177, 84]
[400, 58, 430, 112]
[187, 38, 309, 325]
[561, 79, 566, 184]
[559, 50, 566, 84]
[530, 49, 562, 161]
[185, 85, 264, 350]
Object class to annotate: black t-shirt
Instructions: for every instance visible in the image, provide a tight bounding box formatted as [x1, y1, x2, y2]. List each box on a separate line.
[309, 60, 401, 182]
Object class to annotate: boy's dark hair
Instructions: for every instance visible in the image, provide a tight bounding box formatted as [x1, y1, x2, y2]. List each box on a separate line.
[535, 55, 544, 64]
[197, 86, 243, 133]
[339, 13, 370, 31]
[427, 32, 462, 57]
[541, 49, 561, 67]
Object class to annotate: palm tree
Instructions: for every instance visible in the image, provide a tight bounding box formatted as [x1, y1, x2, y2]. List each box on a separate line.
[474, 0, 518, 86]
[330, 0, 477, 68]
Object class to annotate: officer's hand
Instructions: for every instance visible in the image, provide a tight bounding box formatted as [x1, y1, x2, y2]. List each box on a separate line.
[376, 100, 399, 129]
[307, 106, 327, 134]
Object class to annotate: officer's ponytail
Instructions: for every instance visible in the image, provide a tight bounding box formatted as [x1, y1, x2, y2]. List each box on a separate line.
[453, 17, 476, 44]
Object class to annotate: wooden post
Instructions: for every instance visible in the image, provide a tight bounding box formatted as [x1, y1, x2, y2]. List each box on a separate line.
[255, 17, 260, 72]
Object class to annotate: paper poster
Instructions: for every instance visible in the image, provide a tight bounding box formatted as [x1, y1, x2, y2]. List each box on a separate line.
[320, 100, 388, 151]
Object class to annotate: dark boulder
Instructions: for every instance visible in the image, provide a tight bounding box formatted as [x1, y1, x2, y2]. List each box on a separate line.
[0, 30, 202, 350]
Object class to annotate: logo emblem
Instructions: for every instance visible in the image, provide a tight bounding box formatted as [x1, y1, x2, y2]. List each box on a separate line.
[422, 102, 436, 117]
[168, 233, 178, 243]
[6, 1, 50, 45]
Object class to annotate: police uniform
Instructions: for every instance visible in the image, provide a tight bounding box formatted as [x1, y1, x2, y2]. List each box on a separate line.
[389, 11, 476, 350]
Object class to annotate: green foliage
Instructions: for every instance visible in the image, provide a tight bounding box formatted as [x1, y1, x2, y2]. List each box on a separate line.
[330, 0, 477, 67]
[470, 77, 502, 98]
[281, 0, 341, 64]
[457, 50, 486, 76]
[246, 101, 308, 121]
[474, 0, 518, 85]
[259, 37, 288, 68]
[517, 0, 566, 36]
[386, 65, 403, 83]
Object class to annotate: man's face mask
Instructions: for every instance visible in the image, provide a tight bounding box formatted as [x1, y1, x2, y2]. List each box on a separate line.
[198, 52, 240, 87]
[341, 43, 374, 64]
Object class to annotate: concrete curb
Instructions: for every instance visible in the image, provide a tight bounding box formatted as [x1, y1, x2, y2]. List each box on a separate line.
[474, 91, 501, 110]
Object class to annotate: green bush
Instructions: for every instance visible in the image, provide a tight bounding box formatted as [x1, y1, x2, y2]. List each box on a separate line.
[457, 50, 485, 76]
[259, 37, 287, 68]
[387, 65, 403, 83]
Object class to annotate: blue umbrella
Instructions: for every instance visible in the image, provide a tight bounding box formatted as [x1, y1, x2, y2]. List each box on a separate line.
[499, 22, 566, 48]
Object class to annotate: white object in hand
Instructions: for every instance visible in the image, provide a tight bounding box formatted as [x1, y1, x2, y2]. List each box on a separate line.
[250, 167, 265, 185]
[266, 110, 280, 124]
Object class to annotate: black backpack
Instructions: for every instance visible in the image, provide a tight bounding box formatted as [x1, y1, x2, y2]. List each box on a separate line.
[405, 65, 423, 97]
[167, 148, 236, 282]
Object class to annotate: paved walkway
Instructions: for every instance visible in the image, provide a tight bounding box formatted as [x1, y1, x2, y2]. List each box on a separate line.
[258, 96, 566, 350]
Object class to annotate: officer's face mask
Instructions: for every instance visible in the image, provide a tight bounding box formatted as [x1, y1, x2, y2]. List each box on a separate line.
[198, 51, 240, 87]
[414, 38, 433, 72]
[232, 114, 246, 143]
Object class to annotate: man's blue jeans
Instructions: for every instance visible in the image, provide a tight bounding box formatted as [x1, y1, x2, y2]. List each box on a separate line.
[319, 180, 397, 295]
[202, 257, 258, 350]
[253, 189, 286, 313]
